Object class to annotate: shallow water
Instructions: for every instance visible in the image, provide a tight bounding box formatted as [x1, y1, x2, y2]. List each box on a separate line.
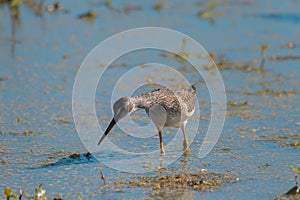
[1, 0, 300, 199]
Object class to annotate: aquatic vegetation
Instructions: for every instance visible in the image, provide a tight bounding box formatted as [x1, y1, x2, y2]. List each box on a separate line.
[23, 130, 35, 136]
[52, 118, 73, 124]
[197, 1, 223, 24]
[244, 89, 298, 97]
[160, 37, 201, 65]
[3, 185, 48, 200]
[112, 171, 238, 193]
[0, 0, 299, 199]
[1, 130, 36, 136]
[0, 131, 19, 135]
[260, 44, 268, 69]
[104, 0, 112, 8]
[0, 0, 45, 16]
[205, 57, 267, 73]
[270, 55, 300, 61]
[78, 11, 97, 21]
[256, 133, 300, 151]
[226, 100, 264, 120]
[4, 186, 14, 198]
[290, 166, 300, 174]
[46, 2, 62, 13]
[118, 5, 142, 14]
[34, 185, 47, 200]
[154, 3, 163, 11]
[99, 171, 106, 186]
[227, 101, 250, 108]
[0, 77, 9, 82]
[2, 159, 7, 165]
[258, 163, 271, 169]
[98, 0, 142, 14]
[287, 142, 300, 149]
[266, 134, 300, 141]
[153, 2, 171, 11]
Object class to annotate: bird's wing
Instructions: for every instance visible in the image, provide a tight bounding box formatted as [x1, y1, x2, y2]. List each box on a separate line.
[173, 87, 197, 112]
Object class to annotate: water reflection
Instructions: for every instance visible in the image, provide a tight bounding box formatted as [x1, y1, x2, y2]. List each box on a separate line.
[1, 0, 45, 58]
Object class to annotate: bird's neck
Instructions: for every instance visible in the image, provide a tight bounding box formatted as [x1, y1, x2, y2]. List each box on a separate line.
[131, 93, 156, 110]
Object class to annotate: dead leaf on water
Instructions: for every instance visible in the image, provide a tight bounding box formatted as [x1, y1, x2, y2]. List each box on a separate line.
[290, 166, 300, 174]
[78, 11, 97, 20]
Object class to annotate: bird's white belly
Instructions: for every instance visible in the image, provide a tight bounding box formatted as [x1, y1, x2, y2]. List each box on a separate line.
[164, 117, 182, 128]
[164, 108, 195, 128]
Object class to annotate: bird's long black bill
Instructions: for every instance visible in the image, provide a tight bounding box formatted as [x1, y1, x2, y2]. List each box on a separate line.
[98, 118, 116, 145]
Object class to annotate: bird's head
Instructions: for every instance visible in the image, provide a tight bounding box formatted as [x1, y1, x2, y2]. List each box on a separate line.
[98, 97, 135, 145]
[113, 97, 135, 122]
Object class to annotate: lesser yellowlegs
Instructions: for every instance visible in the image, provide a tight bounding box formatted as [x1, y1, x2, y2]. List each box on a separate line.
[98, 85, 197, 154]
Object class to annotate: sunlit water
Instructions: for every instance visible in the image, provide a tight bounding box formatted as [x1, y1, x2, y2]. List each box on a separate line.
[1, 0, 300, 199]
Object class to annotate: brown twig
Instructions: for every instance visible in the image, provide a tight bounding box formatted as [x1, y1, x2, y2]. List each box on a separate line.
[100, 170, 106, 186]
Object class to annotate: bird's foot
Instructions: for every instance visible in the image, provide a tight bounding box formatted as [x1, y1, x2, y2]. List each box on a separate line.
[183, 148, 191, 153]
[183, 148, 190, 158]
[160, 143, 165, 155]
[183, 140, 188, 150]
[160, 145, 165, 155]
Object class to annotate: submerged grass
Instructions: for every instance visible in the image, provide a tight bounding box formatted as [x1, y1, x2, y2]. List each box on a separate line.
[244, 89, 298, 97]
[255, 133, 300, 149]
[112, 171, 238, 193]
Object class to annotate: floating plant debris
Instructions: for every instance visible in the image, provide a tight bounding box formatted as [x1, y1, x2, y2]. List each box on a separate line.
[154, 3, 163, 11]
[227, 101, 250, 108]
[268, 134, 300, 141]
[113, 171, 238, 192]
[2, 159, 7, 165]
[256, 133, 300, 150]
[244, 89, 298, 97]
[23, 130, 35, 136]
[290, 166, 300, 174]
[100, 170, 106, 186]
[285, 142, 300, 149]
[47, 2, 63, 13]
[118, 5, 142, 14]
[258, 163, 271, 169]
[0, 77, 9, 81]
[52, 118, 73, 124]
[270, 55, 300, 61]
[97, 0, 142, 14]
[226, 101, 263, 120]
[153, 3, 170, 11]
[78, 11, 97, 20]
[197, 1, 224, 24]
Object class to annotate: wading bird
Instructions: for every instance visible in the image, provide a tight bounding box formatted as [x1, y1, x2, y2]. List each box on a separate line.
[98, 85, 197, 154]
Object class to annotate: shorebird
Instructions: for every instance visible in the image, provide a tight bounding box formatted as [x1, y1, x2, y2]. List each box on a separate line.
[97, 84, 197, 154]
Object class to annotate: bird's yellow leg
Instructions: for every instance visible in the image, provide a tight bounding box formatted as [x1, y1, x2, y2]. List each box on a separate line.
[158, 130, 165, 155]
[181, 126, 188, 150]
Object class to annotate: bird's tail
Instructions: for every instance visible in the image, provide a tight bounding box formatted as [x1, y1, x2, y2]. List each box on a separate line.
[191, 80, 202, 91]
